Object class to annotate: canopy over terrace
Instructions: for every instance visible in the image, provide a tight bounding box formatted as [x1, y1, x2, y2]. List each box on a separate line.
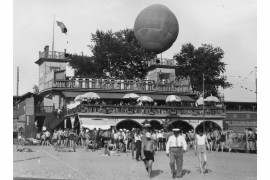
[79, 117, 115, 130]
[76, 116, 164, 130]
[61, 91, 195, 102]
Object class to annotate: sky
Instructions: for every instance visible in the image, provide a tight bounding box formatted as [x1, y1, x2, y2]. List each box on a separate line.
[13, 0, 257, 102]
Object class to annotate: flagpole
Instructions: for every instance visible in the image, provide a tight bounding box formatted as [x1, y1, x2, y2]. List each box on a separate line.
[52, 13, 55, 58]
[255, 66, 257, 102]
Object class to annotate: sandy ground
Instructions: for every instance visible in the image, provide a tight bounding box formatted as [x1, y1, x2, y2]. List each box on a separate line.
[13, 145, 257, 180]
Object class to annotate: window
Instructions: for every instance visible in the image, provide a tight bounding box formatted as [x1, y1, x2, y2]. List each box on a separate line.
[50, 67, 60, 72]
[26, 116, 29, 125]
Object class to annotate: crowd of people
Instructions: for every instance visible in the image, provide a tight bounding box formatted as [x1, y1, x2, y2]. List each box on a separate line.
[16, 126, 257, 178]
[26, 126, 257, 154]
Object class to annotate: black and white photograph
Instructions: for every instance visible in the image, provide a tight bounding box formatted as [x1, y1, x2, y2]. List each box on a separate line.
[8, 0, 261, 179]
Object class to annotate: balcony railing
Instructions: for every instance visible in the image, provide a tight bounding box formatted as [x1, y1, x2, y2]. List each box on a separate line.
[35, 106, 55, 114]
[53, 79, 191, 92]
[39, 51, 66, 59]
[66, 104, 225, 116]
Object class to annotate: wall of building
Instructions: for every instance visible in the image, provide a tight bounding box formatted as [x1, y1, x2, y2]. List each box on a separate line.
[14, 96, 36, 138]
[225, 111, 257, 131]
[39, 61, 67, 91]
[43, 95, 61, 109]
[147, 68, 176, 83]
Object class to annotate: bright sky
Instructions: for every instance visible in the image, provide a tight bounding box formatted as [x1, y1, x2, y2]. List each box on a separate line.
[13, 0, 257, 102]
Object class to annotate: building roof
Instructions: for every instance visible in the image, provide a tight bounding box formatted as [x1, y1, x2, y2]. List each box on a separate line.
[224, 101, 257, 105]
[35, 58, 70, 65]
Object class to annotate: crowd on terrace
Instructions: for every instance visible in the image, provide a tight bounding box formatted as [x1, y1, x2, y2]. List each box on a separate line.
[65, 99, 224, 116]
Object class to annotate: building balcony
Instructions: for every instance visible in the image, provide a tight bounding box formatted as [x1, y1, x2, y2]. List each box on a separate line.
[53, 79, 191, 92]
[39, 51, 66, 59]
[65, 104, 225, 117]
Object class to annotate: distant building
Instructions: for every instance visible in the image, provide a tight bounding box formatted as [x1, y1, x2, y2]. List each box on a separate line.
[224, 101, 257, 131]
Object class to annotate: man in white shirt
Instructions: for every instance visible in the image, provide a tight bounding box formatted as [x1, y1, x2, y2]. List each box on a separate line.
[157, 130, 163, 151]
[134, 130, 142, 161]
[166, 128, 187, 179]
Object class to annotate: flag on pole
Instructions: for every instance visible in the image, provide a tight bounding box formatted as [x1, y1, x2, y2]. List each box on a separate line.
[56, 21, 67, 34]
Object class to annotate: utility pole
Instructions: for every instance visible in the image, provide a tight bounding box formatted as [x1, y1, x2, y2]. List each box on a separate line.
[202, 73, 205, 133]
[52, 14, 55, 59]
[17, 66, 19, 97]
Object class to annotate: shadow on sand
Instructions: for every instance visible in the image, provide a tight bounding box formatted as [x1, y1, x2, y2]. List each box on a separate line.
[196, 168, 212, 174]
[180, 169, 191, 177]
[151, 170, 163, 178]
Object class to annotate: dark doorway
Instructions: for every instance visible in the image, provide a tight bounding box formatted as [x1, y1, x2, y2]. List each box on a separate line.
[35, 117, 45, 131]
[150, 120, 163, 130]
[195, 121, 222, 133]
[116, 120, 142, 130]
[167, 120, 193, 133]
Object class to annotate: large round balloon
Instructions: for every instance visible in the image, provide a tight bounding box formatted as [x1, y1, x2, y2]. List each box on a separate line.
[134, 4, 179, 54]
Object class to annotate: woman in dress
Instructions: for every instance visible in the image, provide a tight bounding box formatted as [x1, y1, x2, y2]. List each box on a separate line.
[215, 130, 221, 152]
[227, 130, 234, 153]
[206, 132, 213, 152]
[220, 130, 226, 152]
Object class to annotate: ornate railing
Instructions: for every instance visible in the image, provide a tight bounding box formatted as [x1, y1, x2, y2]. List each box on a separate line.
[39, 51, 65, 59]
[66, 104, 225, 116]
[53, 79, 191, 92]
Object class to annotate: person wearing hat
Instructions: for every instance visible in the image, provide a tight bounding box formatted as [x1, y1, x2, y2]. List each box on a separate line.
[141, 132, 156, 178]
[166, 128, 187, 179]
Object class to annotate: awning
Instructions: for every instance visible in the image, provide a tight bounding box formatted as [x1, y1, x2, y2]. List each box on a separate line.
[79, 117, 115, 130]
[140, 94, 195, 102]
[62, 92, 125, 99]
[82, 124, 111, 130]
[62, 91, 195, 102]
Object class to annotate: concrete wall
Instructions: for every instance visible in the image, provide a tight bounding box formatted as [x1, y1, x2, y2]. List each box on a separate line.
[38, 61, 67, 91]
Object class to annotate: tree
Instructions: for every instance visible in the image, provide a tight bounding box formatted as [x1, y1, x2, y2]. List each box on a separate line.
[68, 54, 104, 78]
[174, 43, 232, 97]
[89, 29, 155, 79]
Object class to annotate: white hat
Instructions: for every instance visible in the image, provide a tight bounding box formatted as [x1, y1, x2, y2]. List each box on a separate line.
[119, 129, 122, 131]
[172, 128, 180, 131]
[146, 132, 151, 138]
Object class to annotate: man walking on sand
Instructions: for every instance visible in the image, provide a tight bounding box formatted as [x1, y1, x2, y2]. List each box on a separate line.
[194, 130, 209, 174]
[141, 132, 156, 178]
[166, 128, 187, 179]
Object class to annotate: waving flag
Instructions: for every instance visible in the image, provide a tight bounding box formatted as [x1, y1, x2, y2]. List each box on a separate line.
[56, 21, 67, 34]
